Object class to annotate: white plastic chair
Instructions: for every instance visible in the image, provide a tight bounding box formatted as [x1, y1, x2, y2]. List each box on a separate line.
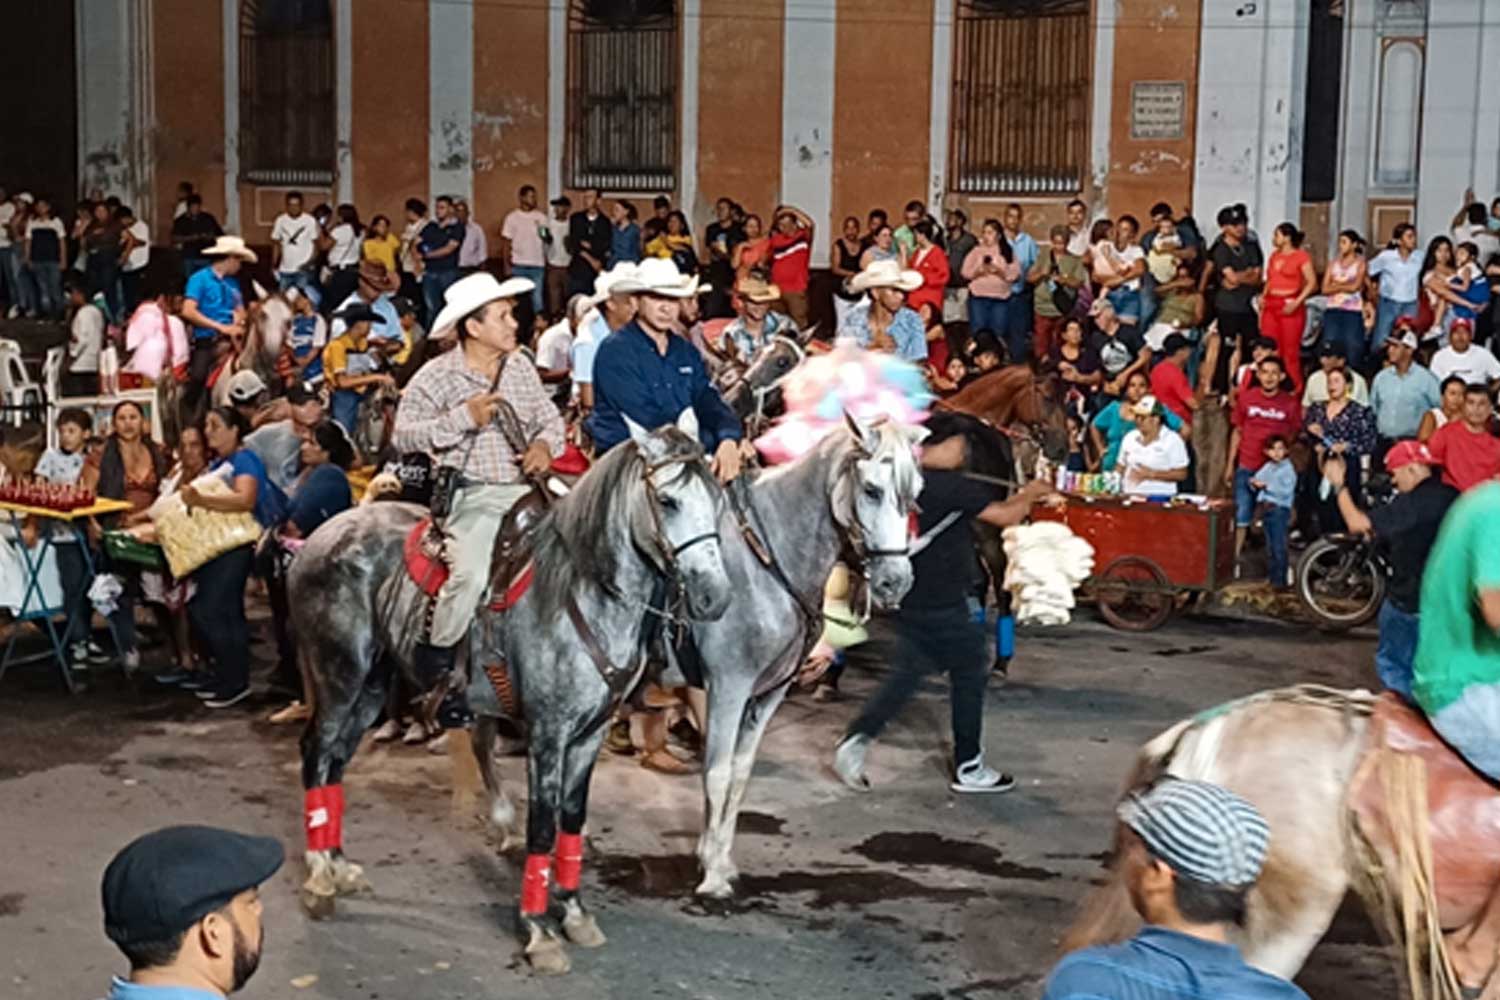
[0, 340, 42, 429]
[41, 346, 66, 447]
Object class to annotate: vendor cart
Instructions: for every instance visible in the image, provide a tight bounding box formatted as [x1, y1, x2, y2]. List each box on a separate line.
[1031, 494, 1236, 631]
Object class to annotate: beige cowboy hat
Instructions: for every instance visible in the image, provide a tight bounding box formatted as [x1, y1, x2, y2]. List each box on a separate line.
[430, 272, 535, 341]
[588, 262, 645, 306]
[203, 235, 258, 263]
[631, 257, 702, 299]
[737, 276, 782, 303]
[848, 258, 922, 294]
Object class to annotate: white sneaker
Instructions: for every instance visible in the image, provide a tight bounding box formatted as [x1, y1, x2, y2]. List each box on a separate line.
[951, 756, 1016, 794]
[832, 734, 871, 791]
[6, 306, 18, 319]
[371, 718, 403, 742]
[70, 642, 91, 670]
[120, 649, 140, 674]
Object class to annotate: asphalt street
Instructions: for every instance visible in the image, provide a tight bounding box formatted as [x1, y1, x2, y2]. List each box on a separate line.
[0, 607, 1395, 999]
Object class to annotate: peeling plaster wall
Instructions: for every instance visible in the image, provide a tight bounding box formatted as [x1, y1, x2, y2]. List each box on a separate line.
[780, 0, 833, 259]
[429, 0, 474, 202]
[151, 0, 224, 237]
[1416, 0, 1500, 239]
[695, 0, 783, 231]
[1105, 0, 1200, 222]
[1192, 0, 1309, 231]
[352, 0, 427, 221]
[77, 0, 138, 208]
[472, 0, 549, 222]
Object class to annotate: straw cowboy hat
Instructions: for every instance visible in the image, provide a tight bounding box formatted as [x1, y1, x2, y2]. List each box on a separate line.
[737, 276, 782, 303]
[430, 272, 535, 341]
[358, 258, 399, 294]
[848, 258, 922, 294]
[588, 262, 644, 306]
[203, 235, 258, 263]
[631, 257, 703, 299]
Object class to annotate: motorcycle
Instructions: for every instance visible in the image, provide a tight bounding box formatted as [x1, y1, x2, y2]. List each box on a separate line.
[1294, 471, 1393, 630]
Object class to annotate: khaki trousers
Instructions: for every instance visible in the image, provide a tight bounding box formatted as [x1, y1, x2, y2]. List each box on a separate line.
[430, 482, 532, 647]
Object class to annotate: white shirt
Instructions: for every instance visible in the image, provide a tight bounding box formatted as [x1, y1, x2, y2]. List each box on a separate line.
[271, 212, 320, 273]
[544, 214, 570, 268]
[1431, 344, 1500, 385]
[1117, 427, 1189, 496]
[327, 223, 361, 267]
[502, 209, 549, 268]
[535, 319, 573, 372]
[400, 218, 425, 272]
[460, 220, 488, 268]
[1067, 226, 1090, 258]
[123, 219, 150, 272]
[571, 309, 608, 387]
[0, 202, 13, 249]
[1452, 224, 1500, 267]
[69, 303, 104, 373]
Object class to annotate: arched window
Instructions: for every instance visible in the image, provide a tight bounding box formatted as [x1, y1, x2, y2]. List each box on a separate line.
[240, 0, 335, 185]
[948, 0, 1090, 196]
[566, 0, 678, 192]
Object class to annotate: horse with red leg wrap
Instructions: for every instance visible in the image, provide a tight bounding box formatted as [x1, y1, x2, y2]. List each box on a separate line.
[287, 415, 732, 973]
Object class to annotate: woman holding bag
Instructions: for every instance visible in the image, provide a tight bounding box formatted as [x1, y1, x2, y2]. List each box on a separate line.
[180, 406, 284, 708]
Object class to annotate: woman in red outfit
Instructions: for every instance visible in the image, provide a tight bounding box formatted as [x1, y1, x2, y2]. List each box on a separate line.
[1260, 222, 1317, 391]
[907, 219, 949, 318]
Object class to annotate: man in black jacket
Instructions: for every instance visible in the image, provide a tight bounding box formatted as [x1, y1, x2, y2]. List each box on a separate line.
[566, 188, 613, 297]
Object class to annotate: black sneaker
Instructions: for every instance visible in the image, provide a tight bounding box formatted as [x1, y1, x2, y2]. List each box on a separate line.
[204, 687, 252, 709]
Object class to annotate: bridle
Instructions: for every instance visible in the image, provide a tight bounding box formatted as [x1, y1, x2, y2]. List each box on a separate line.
[636, 444, 721, 575]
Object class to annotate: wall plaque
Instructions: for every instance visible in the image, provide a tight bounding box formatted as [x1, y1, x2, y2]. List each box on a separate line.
[1131, 81, 1186, 140]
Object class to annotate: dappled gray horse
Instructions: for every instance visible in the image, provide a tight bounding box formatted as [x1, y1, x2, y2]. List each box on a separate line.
[691, 416, 926, 897]
[287, 416, 731, 973]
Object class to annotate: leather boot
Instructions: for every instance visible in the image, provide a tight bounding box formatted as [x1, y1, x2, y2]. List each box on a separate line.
[412, 642, 473, 730]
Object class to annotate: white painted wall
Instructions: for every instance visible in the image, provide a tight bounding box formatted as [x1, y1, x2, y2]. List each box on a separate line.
[1416, 0, 1500, 238]
[927, 0, 953, 213]
[782, 0, 836, 259]
[1089, 0, 1117, 209]
[222, 0, 240, 231]
[548, 0, 566, 201]
[335, 0, 353, 204]
[1333, 0, 1377, 238]
[429, 0, 474, 202]
[1192, 0, 1309, 231]
[76, 0, 135, 204]
[680, 0, 702, 225]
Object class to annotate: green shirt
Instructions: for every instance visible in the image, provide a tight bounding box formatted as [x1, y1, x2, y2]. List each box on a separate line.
[1412, 482, 1500, 713]
[1034, 248, 1086, 318]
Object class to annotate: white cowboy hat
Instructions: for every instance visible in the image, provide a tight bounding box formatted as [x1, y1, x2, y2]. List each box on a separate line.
[430, 272, 535, 341]
[848, 258, 922, 294]
[737, 277, 782, 303]
[203, 235, 258, 262]
[630, 257, 701, 299]
[588, 262, 644, 306]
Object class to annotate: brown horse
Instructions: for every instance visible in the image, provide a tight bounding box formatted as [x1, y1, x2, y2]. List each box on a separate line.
[938, 364, 1070, 477]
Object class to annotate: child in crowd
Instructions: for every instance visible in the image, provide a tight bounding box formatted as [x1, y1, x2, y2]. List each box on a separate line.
[1250, 435, 1296, 589]
[35, 408, 92, 484]
[1447, 241, 1492, 328]
[1146, 216, 1182, 284]
[1064, 412, 1088, 473]
[1230, 336, 1278, 408]
[281, 287, 327, 386]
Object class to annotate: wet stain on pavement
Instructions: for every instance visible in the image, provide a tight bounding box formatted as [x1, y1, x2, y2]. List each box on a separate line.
[0, 893, 24, 916]
[137, 753, 217, 771]
[852, 833, 1060, 882]
[1152, 644, 1218, 658]
[949, 974, 1039, 997]
[737, 810, 786, 835]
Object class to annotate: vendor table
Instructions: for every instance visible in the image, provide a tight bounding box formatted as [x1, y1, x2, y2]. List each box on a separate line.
[0, 497, 135, 692]
[1031, 493, 1235, 631]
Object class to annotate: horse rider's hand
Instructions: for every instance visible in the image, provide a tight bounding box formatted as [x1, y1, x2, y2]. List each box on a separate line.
[712, 438, 742, 483]
[465, 392, 503, 426]
[521, 440, 552, 477]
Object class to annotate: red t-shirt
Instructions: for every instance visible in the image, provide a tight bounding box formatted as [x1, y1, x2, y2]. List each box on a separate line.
[1150, 360, 1195, 429]
[1232, 386, 1302, 469]
[769, 228, 811, 293]
[1266, 248, 1310, 299]
[1427, 421, 1500, 491]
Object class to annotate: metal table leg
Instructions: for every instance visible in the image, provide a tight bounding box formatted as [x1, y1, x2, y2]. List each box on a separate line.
[0, 510, 75, 693]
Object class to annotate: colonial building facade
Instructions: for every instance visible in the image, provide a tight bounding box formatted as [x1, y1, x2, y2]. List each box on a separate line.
[68, 0, 1500, 259]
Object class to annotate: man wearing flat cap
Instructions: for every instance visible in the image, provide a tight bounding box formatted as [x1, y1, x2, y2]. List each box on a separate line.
[101, 825, 283, 999]
[1045, 779, 1307, 1000]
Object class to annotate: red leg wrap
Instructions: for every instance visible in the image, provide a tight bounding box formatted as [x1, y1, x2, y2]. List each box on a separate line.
[327, 783, 345, 851]
[304, 786, 336, 852]
[520, 854, 551, 916]
[553, 833, 583, 893]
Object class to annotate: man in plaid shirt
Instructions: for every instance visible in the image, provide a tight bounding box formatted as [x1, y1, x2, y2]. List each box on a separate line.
[394, 272, 565, 726]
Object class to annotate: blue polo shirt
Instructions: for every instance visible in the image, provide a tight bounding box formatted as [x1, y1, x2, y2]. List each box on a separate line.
[419, 219, 464, 273]
[1043, 927, 1308, 1000]
[587, 321, 742, 454]
[184, 266, 243, 341]
[1009, 231, 1039, 295]
[108, 976, 222, 1000]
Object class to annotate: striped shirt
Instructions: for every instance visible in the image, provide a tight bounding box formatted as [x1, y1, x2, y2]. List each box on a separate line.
[393, 346, 566, 485]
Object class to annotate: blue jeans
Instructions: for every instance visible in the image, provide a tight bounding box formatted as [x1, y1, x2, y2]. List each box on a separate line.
[1321, 308, 1367, 372]
[1431, 681, 1500, 781]
[1372, 297, 1416, 354]
[1262, 504, 1290, 586]
[30, 260, 62, 318]
[1233, 467, 1257, 528]
[189, 544, 254, 697]
[1107, 286, 1141, 324]
[1374, 600, 1418, 702]
[969, 295, 1017, 360]
[422, 269, 460, 326]
[0, 246, 23, 312]
[277, 270, 320, 298]
[512, 264, 545, 314]
[1007, 288, 1033, 349]
[330, 389, 361, 433]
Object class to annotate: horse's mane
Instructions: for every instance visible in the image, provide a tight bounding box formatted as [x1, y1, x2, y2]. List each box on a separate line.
[940, 364, 1033, 421]
[531, 426, 711, 610]
[921, 411, 1013, 481]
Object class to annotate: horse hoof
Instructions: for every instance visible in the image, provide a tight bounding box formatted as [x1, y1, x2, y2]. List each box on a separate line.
[332, 863, 371, 895]
[524, 932, 571, 975]
[301, 882, 337, 920]
[694, 875, 734, 900]
[488, 796, 516, 831]
[561, 909, 607, 949]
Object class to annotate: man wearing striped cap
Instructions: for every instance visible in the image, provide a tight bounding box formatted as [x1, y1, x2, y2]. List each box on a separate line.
[1045, 778, 1308, 1000]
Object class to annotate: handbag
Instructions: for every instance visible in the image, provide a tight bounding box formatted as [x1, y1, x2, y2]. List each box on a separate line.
[153, 474, 262, 577]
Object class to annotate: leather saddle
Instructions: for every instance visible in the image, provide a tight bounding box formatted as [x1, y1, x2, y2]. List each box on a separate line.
[1349, 693, 1500, 926]
[402, 485, 553, 610]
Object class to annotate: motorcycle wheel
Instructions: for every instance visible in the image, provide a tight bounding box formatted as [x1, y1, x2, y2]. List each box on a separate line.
[1295, 536, 1385, 630]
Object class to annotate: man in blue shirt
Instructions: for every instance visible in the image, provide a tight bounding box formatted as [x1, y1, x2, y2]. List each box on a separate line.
[1369, 328, 1441, 450]
[1044, 779, 1307, 1000]
[181, 236, 253, 412]
[1002, 203, 1039, 345]
[836, 259, 929, 362]
[418, 195, 464, 325]
[101, 825, 282, 1000]
[588, 258, 742, 479]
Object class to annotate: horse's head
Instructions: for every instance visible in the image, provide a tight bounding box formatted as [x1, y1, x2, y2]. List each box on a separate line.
[940, 364, 1070, 470]
[1018, 372, 1071, 468]
[721, 331, 808, 420]
[249, 291, 294, 362]
[829, 413, 926, 610]
[624, 411, 732, 621]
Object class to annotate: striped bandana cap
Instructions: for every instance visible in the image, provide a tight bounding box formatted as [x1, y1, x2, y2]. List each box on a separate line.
[1118, 778, 1271, 887]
